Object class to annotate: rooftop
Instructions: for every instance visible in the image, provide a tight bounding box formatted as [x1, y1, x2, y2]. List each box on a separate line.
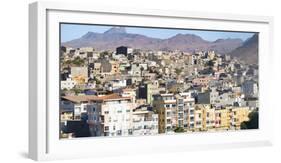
[62, 93, 131, 103]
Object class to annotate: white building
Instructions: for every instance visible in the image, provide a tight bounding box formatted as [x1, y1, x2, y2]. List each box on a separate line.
[121, 88, 137, 103]
[105, 79, 127, 91]
[129, 63, 148, 76]
[87, 94, 136, 137]
[61, 95, 96, 120]
[132, 106, 158, 136]
[61, 78, 76, 90]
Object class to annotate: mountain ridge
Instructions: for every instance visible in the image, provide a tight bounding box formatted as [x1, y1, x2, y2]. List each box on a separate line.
[230, 34, 258, 64]
[62, 27, 246, 55]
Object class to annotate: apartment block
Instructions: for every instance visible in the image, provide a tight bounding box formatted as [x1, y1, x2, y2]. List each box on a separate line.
[215, 108, 230, 130]
[132, 105, 158, 136]
[87, 94, 135, 137]
[153, 92, 195, 133]
[228, 106, 250, 129]
[61, 95, 94, 120]
[195, 104, 216, 131]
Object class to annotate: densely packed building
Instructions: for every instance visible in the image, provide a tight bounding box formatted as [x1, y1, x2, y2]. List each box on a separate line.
[60, 45, 259, 138]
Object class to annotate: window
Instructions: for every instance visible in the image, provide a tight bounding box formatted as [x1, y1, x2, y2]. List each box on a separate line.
[104, 111, 109, 114]
[166, 112, 171, 117]
[178, 99, 184, 103]
[178, 113, 183, 118]
[179, 107, 184, 112]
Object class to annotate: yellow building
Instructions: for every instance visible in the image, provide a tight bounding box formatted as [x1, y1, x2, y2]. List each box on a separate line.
[154, 97, 251, 133]
[153, 93, 195, 133]
[215, 108, 230, 130]
[214, 106, 250, 130]
[194, 104, 216, 131]
[110, 61, 120, 74]
[153, 93, 177, 133]
[60, 112, 74, 121]
[228, 107, 250, 130]
[200, 104, 216, 131]
[194, 106, 203, 131]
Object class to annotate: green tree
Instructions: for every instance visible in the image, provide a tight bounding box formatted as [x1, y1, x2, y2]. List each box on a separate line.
[64, 60, 72, 65]
[206, 60, 214, 67]
[241, 111, 259, 129]
[100, 51, 109, 58]
[72, 87, 82, 95]
[72, 56, 85, 66]
[95, 78, 101, 85]
[175, 68, 182, 76]
[174, 127, 185, 133]
[140, 66, 144, 77]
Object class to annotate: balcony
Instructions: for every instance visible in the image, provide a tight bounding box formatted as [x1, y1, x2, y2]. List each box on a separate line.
[133, 119, 142, 123]
[144, 117, 153, 121]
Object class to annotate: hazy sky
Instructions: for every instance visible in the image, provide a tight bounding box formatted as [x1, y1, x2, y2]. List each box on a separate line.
[61, 23, 255, 43]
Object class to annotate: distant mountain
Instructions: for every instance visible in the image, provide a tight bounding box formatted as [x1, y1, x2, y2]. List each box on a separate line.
[209, 38, 244, 55]
[230, 34, 258, 64]
[63, 27, 162, 51]
[104, 27, 127, 34]
[62, 27, 243, 54]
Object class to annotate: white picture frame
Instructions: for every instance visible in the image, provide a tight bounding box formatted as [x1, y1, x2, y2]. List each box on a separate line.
[29, 1, 274, 161]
